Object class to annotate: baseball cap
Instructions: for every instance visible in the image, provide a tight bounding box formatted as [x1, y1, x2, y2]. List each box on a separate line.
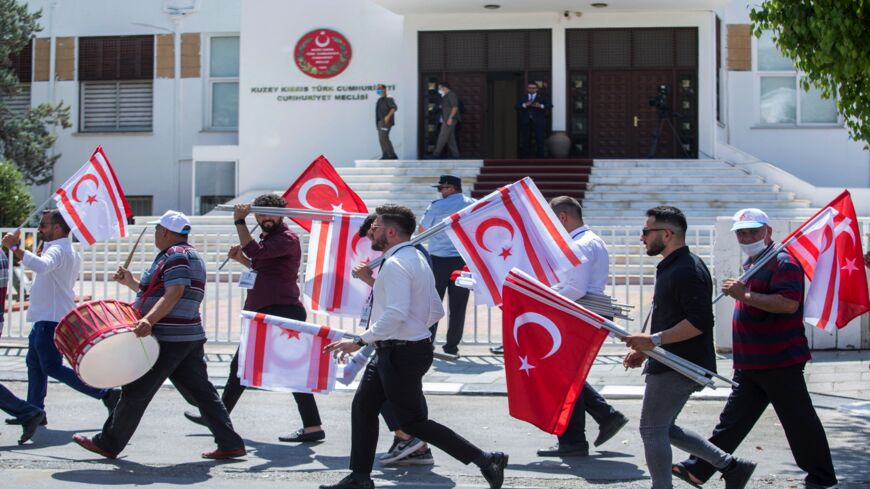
[730, 208, 769, 231]
[433, 175, 462, 189]
[148, 210, 191, 235]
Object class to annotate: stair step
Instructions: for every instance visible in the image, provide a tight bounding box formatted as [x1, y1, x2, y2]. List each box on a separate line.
[478, 174, 589, 183]
[354, 159, 483, 169]
[480, 167, 592, 175]
[482, 159, 593, 167]
[339, 168, 480, 177]
[593, 160, 735, 169]
[589, 176, 765, 185]
[583, 192, 795, 202]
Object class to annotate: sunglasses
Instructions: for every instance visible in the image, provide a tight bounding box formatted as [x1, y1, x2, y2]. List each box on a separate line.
[642, 227, 671, 236]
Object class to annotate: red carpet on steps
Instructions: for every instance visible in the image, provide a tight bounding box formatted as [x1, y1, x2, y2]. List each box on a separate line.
[471, 159, 594, 202]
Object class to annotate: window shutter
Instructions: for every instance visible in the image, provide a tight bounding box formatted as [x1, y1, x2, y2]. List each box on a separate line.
[81, 81, 153, 132]
[2, 84, 31, 114]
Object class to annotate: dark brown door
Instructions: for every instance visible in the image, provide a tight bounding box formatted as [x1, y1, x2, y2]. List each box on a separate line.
[445, 73, 486, 158]
[632, 70, 676, 158]
[589, 71, 633, 158]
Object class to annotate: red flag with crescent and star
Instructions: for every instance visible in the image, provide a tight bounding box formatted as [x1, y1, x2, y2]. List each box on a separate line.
[444, 177, 586, 306]
[282, 155, 368, 232]
[53, 146, 132, 248]
[782, 190, 870, 331]
[237, 311, 347, 393]
[502, 268, 609, 435]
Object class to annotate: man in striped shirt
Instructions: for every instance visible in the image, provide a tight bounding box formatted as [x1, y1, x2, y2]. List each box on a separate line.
[675, 208, 837, 489]
[73, 211, 245, 460]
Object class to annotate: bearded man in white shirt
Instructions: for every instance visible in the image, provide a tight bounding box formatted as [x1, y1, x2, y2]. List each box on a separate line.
[1, 210, 119, 426]
[323, 204, 508, 489]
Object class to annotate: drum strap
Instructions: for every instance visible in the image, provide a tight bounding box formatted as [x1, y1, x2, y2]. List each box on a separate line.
[134, 244, 193, 316]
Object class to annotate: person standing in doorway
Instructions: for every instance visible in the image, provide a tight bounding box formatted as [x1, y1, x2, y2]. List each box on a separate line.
[432, 82, 460, 159]
[375, 84, 398, 160]
[516, 82, 551, 158]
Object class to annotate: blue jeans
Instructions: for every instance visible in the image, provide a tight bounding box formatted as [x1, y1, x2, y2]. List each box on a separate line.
[640, 371, 733, 489]
[0, 383, 41, 420]
[26, 321, 109, 409]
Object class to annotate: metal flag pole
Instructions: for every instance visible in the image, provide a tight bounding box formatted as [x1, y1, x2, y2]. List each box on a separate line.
[214, 204, 367, 220]
[365, 219, 452, 270]
[15, 196, 55, 230]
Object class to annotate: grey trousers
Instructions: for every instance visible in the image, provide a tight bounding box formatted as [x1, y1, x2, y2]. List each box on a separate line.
[433, 122, 459, 158]
[377, 121, 397, 159]
[640, 371, 733, 489]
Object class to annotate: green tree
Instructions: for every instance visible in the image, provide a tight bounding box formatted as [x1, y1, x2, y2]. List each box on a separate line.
[0, 160, 33, 227]
[0, 0, 71, 185]
[751, 1, 870, 145]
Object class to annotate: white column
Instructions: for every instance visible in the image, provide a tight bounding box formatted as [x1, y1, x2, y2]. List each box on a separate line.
[550, 27, 567, 132]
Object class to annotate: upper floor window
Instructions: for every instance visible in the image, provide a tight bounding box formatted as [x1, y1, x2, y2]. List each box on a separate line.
[2, 41, 33, 115]
[79, 36, 154, 132]
[206, 35, 239, 130]
[756, 31, 839, 126]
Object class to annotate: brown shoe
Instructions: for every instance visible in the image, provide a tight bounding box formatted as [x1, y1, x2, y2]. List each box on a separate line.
[202, 447, 246, 459]
[72, 434, 117, 459]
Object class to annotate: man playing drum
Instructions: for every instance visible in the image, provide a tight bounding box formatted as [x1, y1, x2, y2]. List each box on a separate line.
[72, 210, 245, 459]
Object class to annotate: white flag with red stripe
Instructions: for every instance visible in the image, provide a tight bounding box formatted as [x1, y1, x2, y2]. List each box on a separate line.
[304, 214, 380, 316]
[53, 146, 131, 248]
[444, 177, 586, 306]
[237, 311, 346, 393]
[782, 190, 870, 331]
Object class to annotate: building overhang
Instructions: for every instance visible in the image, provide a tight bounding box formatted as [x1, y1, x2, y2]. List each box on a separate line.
[374, 0, 728, 16]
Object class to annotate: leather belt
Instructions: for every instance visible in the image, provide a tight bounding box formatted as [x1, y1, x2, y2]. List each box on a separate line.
[373, 338, 432, 349]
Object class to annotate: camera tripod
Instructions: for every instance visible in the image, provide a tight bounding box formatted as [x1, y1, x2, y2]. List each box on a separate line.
[647, 107, 691, 159]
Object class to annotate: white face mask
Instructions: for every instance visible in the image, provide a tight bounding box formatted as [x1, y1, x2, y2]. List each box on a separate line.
[437, 89, 445, 96]
[739, 239, 767, 257]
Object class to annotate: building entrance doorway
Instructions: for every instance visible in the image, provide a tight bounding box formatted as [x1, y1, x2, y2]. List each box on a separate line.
[488, 73, 522, 159]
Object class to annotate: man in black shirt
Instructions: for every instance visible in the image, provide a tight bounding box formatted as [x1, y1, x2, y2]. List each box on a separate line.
[622, 206, 755, 489]
[375, 84, 398, 160]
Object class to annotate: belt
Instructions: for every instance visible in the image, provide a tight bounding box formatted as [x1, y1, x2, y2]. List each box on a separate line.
[372, 338, 432, 349]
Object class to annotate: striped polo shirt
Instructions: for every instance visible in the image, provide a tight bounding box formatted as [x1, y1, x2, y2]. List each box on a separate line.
[732, 247, 811, 370]
[133, 243, 206, 342]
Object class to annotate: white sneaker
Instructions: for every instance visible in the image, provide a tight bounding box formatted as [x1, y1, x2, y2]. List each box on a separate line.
[395, 448, 434, 466]
[379, 437, 425, 465]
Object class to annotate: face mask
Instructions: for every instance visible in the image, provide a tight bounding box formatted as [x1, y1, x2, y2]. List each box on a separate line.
[437, 89, 445, 96]
[376, 89, 383, 96]
[739, 239, 767, 257]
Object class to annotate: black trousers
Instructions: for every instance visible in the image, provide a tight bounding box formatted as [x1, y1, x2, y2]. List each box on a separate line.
[179, 303, 322, 428]
[429, 255, 470, 353]
[682, 363, 837, 487]
[520, 118, 546, 158]
[350, 342, 483, 475]
[558, 382, 619, 447]
[94, 339, 243, 454]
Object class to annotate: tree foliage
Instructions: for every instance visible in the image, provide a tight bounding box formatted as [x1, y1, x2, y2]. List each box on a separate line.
[0, 0, 71, 186]
[751, 1, 870, 145]
[0, 160, 33, 227]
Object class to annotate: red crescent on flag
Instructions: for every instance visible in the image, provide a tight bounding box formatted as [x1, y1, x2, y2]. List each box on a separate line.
[72, 174, 100, 203]
[475, 217, 515, 253]
[298, 177, 341, 210]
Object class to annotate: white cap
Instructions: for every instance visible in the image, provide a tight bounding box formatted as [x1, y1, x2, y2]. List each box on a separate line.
[730, 208, 769, 231]
[148, 210, 191, 235]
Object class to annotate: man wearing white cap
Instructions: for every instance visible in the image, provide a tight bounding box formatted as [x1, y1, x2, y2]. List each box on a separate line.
[674, 208, 838, 489]
[73, 210, 245, 460]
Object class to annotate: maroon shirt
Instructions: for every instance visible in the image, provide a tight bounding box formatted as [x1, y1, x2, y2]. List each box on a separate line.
[242, 222, 303, 311]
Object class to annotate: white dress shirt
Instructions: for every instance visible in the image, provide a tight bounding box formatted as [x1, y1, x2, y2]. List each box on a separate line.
[552, 225, 609, 302]
[360, 242, 445, 344]
[22, 237, 81, 322]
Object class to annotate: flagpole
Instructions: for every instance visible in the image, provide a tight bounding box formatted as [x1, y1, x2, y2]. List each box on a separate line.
[214, 204, 368, 220]
[365, 219, 452, 270]
[712, 209, 832, 304]
[16, 196, 54, 230]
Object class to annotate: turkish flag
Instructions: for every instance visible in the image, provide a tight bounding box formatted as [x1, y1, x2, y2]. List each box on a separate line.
[445, 177, 585, 305]
[53, 146, 132, 248]
[502, 268, 609, 435]
[282, 155, 367, 232]
[783, 190, 870, 330]
[237, 311, 347, 393]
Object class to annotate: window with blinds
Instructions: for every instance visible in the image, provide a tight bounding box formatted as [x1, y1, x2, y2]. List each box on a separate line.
[125, 195, 153, 218]
[80, 81, 153, 132]
[2, 84, 31, 115]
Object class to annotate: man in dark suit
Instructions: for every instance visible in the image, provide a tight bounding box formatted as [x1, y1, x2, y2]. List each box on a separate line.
[516, 82, 551, 158]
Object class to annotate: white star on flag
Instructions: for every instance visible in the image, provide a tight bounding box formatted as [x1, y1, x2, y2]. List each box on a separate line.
[518, 355, 536, 375]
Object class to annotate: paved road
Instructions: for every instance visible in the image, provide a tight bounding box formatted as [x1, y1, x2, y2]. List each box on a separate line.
[1, 381, 867, 488]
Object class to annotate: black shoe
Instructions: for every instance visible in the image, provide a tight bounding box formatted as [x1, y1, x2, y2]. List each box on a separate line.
[442, 346, 459, 356]
[279, 428, 325, 443]
[6, 414, 47, 426]
[319, 474, 375, 489]
[18, 411, 45, 445]
[721, 457, 757, 489]
[536, 442, 589, 457]
[102, 389, 121, 414]
[489, 345, 503, 355]
[184, 410, 207, 427]
[594, 412, 629, 447]
[480, 452, 509, 489]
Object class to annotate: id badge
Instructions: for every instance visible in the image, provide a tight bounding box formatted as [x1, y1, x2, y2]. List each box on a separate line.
[358, 302, 373, 330]
[239, 269, 258, 289]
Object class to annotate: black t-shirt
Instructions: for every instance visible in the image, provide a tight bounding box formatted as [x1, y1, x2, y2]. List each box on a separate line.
[644, 246, 717, 375]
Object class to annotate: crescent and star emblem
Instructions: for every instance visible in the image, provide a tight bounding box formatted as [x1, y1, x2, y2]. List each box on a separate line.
[475, 217, 514, 260]
[314, 32, 330, 48]
[298, 178, 341, 211]
[72, 174, 100, 205]
[512, 312, 562, 376]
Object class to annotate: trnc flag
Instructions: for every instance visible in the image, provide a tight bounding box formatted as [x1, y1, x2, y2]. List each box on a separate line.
[282, 155, 368, 232]
[502, 268, 609, 435]
[304, 214, 380, 316]
[53, 146, 132, 248]
[237, 311, 346, 394]
[783, 190, 870, 330]
[444, 177, 586, 306]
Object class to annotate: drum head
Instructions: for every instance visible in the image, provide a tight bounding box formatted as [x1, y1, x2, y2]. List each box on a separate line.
[78, 332, 160, 388]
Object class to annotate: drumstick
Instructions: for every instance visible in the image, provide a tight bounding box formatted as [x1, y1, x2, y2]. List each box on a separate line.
[123, 226, 149, 270]
[218, 224, 259, 271]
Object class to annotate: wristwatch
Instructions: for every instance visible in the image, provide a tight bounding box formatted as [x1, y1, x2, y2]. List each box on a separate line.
[353, 335, 366, 347]
[234, 219, 246, 226]
[650, 333, 663, 347]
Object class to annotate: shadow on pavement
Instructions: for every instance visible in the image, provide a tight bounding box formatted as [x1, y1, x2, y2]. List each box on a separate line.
[516, 452, 646, 483]
[51, 459, 219, 485]
[824, 412, 870, 484]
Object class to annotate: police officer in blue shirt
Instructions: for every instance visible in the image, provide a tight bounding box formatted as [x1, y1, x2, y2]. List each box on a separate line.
[418, 175, 476, 356]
